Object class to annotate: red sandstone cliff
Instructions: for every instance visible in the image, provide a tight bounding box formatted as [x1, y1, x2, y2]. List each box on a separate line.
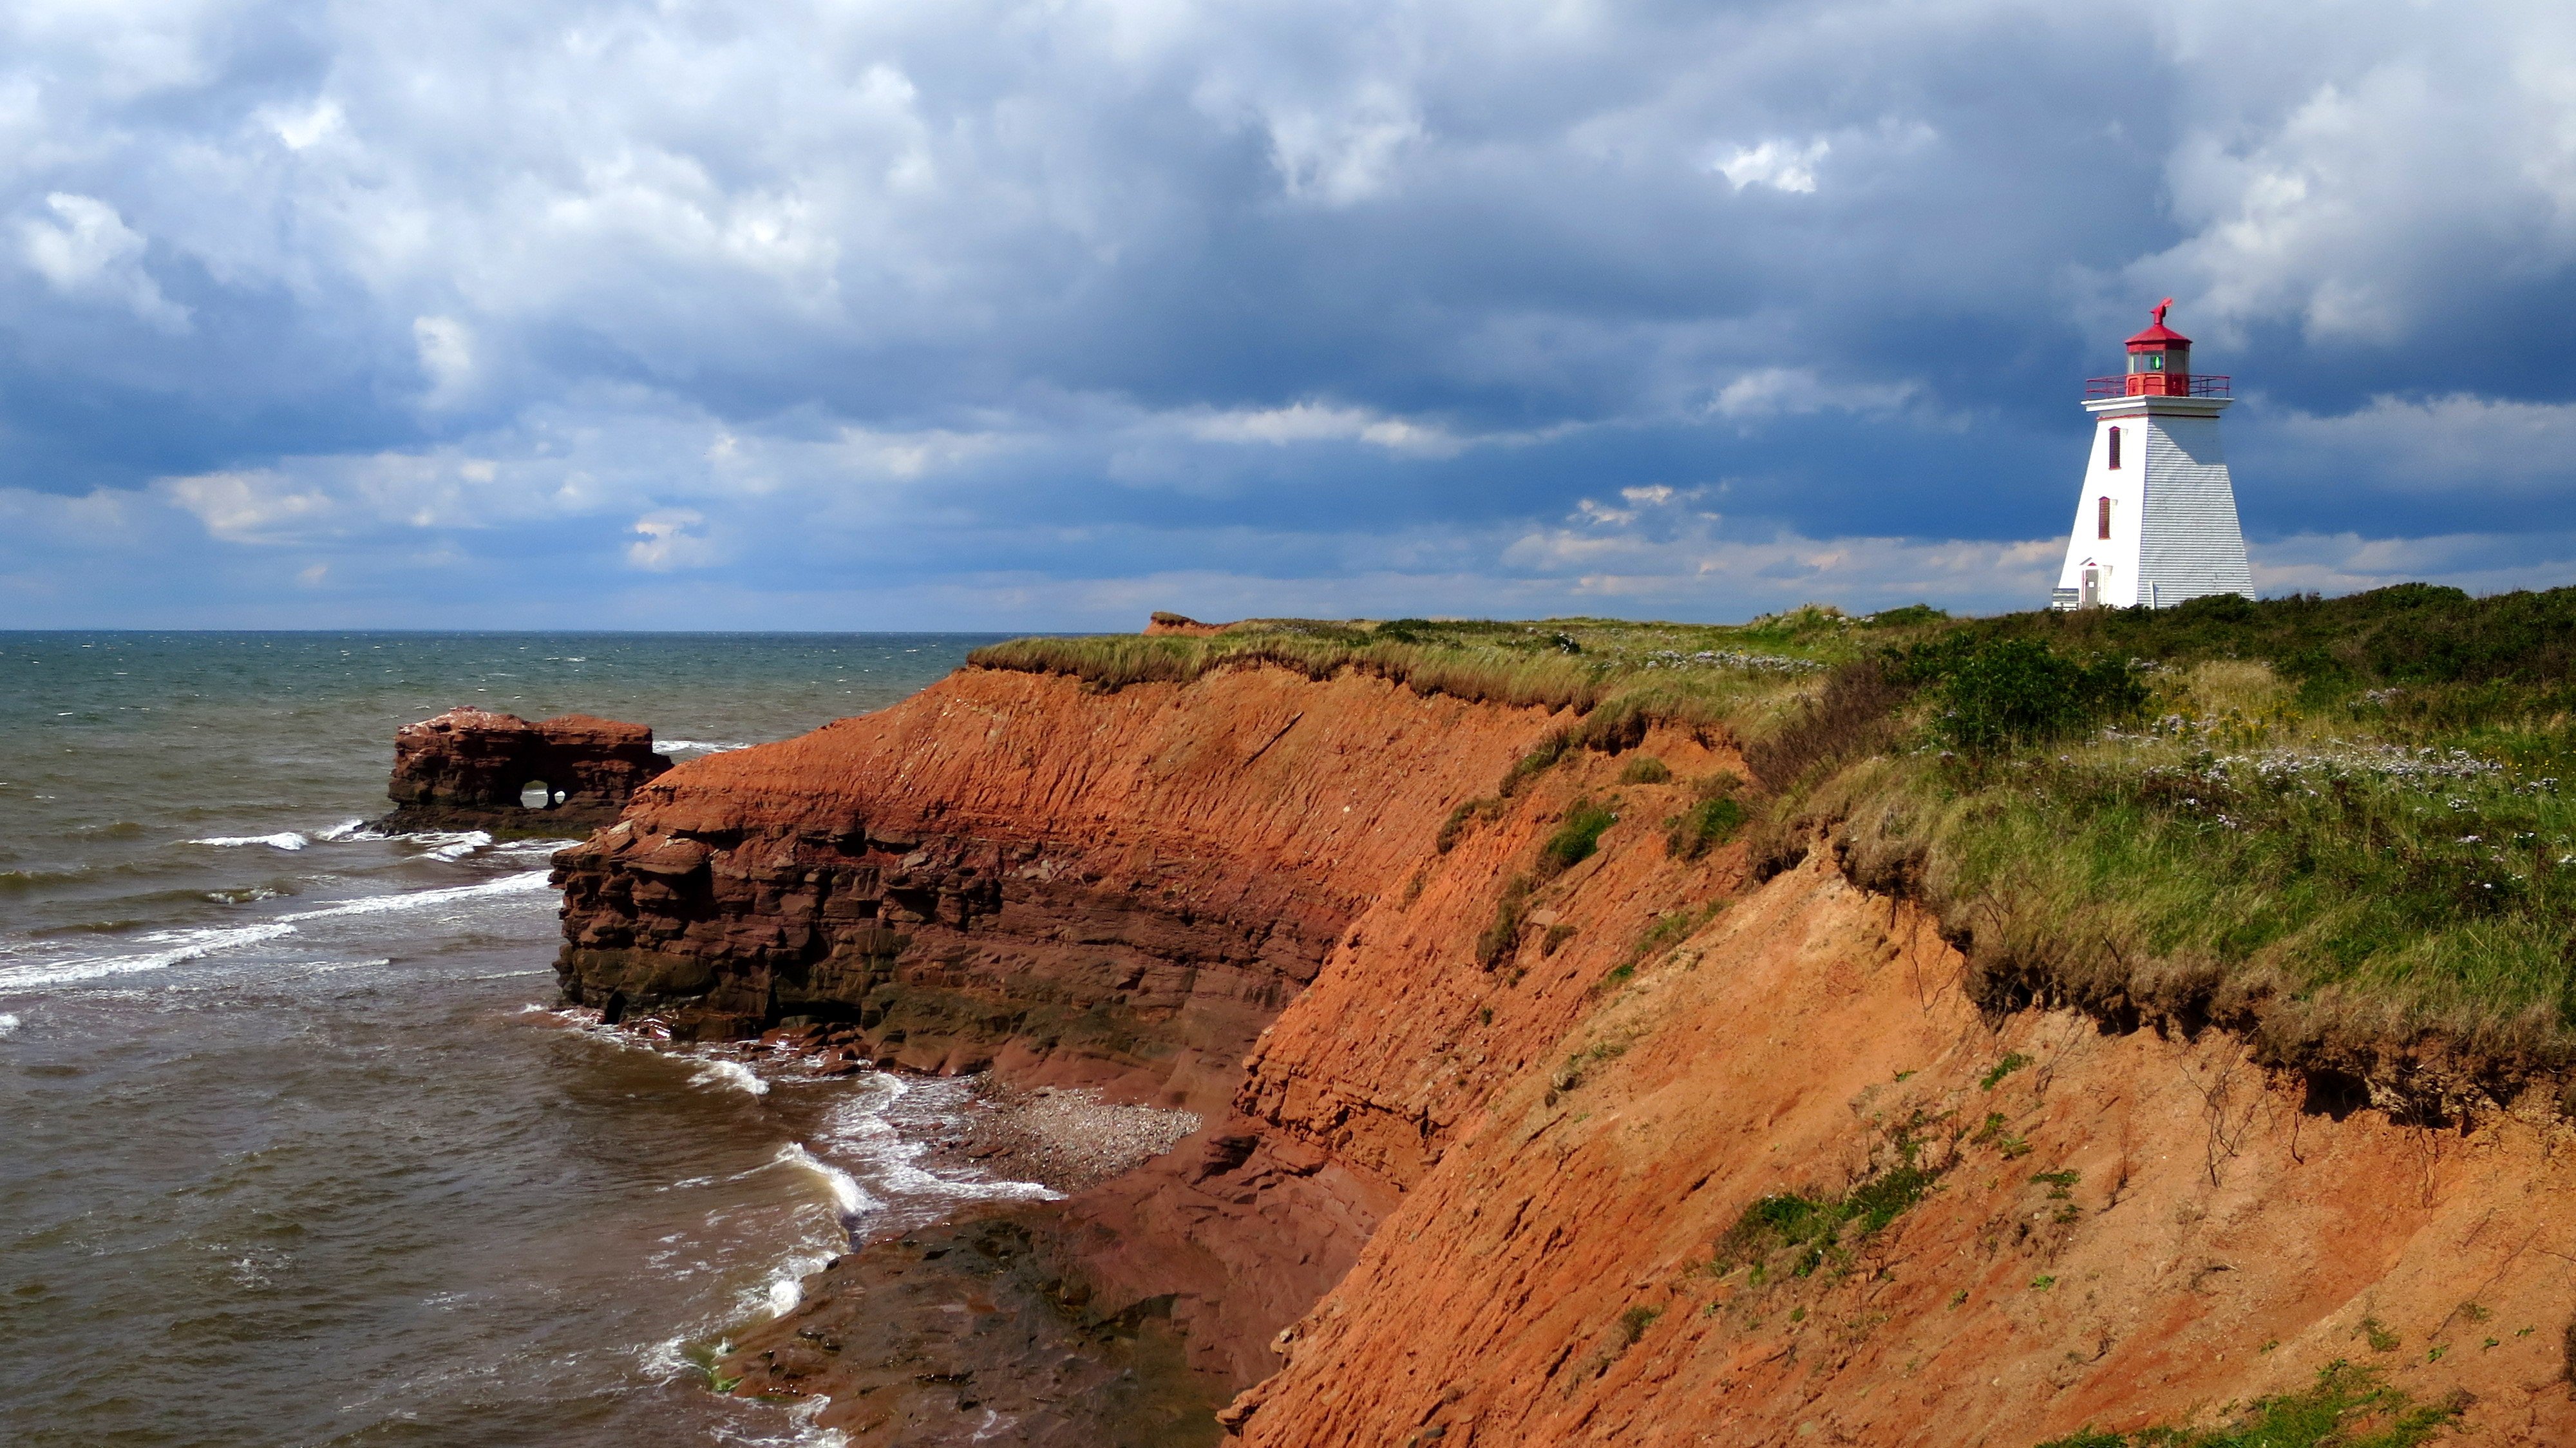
[556, 662, 2576, 1447]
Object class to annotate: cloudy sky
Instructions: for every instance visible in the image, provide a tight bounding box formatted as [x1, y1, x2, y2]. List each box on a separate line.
[6, 0, 2575, 629]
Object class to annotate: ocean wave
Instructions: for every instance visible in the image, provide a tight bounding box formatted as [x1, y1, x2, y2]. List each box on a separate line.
[780, 1143, 872, 1216]
[687, 1058, 771, 1097]
[399, 830, 493, 862]
[278, 869, 552, 921]
[0, 922, 298, 992]
[489, 837, 583, 859]
[188, 832, 309, 852]
[654, 739, 753, 756]
[0, 1013, 19, 1036]
[760, 1247, 836, 1318]
[314, 819, 383, 842]
[0, 871, 555, 995]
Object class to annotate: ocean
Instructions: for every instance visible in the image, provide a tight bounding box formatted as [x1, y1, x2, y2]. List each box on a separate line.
[0, 632, 1044, 1447]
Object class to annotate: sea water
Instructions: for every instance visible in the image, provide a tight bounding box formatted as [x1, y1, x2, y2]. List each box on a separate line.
[0, 633, 1047, 1447]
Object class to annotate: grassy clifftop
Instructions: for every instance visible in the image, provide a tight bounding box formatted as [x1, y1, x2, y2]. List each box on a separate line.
[971, 586, 2576, 1106]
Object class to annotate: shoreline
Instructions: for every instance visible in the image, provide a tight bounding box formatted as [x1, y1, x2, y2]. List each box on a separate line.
[924, 1075, 1204, 1194]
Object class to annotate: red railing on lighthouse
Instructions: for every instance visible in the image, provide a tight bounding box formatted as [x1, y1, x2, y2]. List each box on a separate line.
[2084, 373, 2230, 399]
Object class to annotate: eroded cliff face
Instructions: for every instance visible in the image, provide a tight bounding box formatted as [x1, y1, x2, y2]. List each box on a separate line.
[554, 665, 1565, 1107]
[557, 661, 2576, 1447]
[1224, 848, 2576, 1445]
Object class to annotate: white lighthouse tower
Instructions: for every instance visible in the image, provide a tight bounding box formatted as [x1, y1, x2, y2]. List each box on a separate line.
[2050, 302, 2253, 610]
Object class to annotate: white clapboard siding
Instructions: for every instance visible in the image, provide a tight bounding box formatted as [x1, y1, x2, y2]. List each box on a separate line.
[2136, 415, 2253, 605]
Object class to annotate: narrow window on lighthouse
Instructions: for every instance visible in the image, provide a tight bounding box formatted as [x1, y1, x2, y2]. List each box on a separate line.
[2107, 426, 2122, 470]
[2098, 497, 2112, 540]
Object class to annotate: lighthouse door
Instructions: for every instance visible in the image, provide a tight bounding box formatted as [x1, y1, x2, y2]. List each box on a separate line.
[2080, 567, 2100, 608]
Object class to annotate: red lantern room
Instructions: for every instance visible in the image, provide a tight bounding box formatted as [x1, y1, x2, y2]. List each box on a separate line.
[2084, 299, 2230, 400]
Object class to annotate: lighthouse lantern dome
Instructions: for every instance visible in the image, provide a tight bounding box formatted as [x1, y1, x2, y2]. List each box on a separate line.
[2125, 297, 2192, 381]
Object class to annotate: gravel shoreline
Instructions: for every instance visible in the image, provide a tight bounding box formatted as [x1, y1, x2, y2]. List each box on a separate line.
[919, 1078, 1204, 1193]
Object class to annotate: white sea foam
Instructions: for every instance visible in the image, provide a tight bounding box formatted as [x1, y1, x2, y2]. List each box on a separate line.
[314, 818, 382, 842]
[188, 832, 308, 851]
[761, 1248, 835, 1317]
[1, 872, 553, 995]
[399, 830, 493, 861]
[654, 739, 752, 756]
[813, 1080, 1057, 1214]
[491, 837, 583, 858]
[0, 1013, 18, 1036]
[781, 1143, 872, 1216]
[279, 869, 552, 921]
[0, 923, 297, 992]
[688, 1058, 771, 1097]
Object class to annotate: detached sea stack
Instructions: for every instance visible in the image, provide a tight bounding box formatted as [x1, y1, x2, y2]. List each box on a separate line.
[381, 707, 670, 834]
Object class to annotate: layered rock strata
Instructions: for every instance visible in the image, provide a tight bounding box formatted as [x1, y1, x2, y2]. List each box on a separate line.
[383, 707, 669, 833]
[557, 659, 2576, 1447]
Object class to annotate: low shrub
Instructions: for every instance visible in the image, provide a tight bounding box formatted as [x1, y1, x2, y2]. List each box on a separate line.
[1619, 756, 1673, 785]
[1476, 875, 1533, 971]
[1717, 1126, 1944, 1280]
[1501, 732, 1573, 797]
[1669, 775, 1748, 861]
[1745, 658, 1912, 789]
[1538, 798, 1619, 878]
[1912, 638, 2147, 753]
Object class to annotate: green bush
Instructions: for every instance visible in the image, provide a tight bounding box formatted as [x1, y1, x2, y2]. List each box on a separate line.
[1538, 798, 1618, 878]
[1618, 756, 1673, 785]
[1918, 638, 2146, 752]
[1668, 788, 1747, 861]
[1717, 1128, 1943, 1280]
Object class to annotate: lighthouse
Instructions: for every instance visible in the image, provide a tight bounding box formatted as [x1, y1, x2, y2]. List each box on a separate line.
[2050, 302, 2253, 610]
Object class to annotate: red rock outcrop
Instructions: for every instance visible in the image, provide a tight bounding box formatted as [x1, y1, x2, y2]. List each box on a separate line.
[556, 660, 2576, 1447]
[384, 707, 670, 832]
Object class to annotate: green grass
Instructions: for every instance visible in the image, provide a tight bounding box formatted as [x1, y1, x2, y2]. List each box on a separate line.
[1664, 771, 1750, 861]
[1717, 1121, 1946, 1281]
[1539, 798, 1620, 878]
[967, 611, 1882, 742]
[2034, 1360, 2463, 1447]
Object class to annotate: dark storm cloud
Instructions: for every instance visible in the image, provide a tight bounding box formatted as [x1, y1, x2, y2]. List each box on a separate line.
[4, 0, 2575, 627]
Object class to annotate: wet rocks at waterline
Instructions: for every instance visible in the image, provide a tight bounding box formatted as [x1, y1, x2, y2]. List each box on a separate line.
[378, 706, 671, 834]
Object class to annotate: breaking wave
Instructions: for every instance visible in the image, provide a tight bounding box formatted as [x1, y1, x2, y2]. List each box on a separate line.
[654, 740, 753, 756]
[188, 832, 309, 851]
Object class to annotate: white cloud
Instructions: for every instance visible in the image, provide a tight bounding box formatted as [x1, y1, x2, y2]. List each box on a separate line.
[158, 470, 337, 543]
[1714, 138, 1828, 194]
[2134, 2, 2576, 342]
[266, 98, 345, 151]
[1710, 367, 1917, 422]
[2251, 529, 2576, 600]
[413, 316, 475, 407]
[17, 193, 190, 331]
[627, 508, 718, 571]
[1183, 401, 1464, 455]
[2262, 392, 2576, 491]
[1264, 84, 1425, 206]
